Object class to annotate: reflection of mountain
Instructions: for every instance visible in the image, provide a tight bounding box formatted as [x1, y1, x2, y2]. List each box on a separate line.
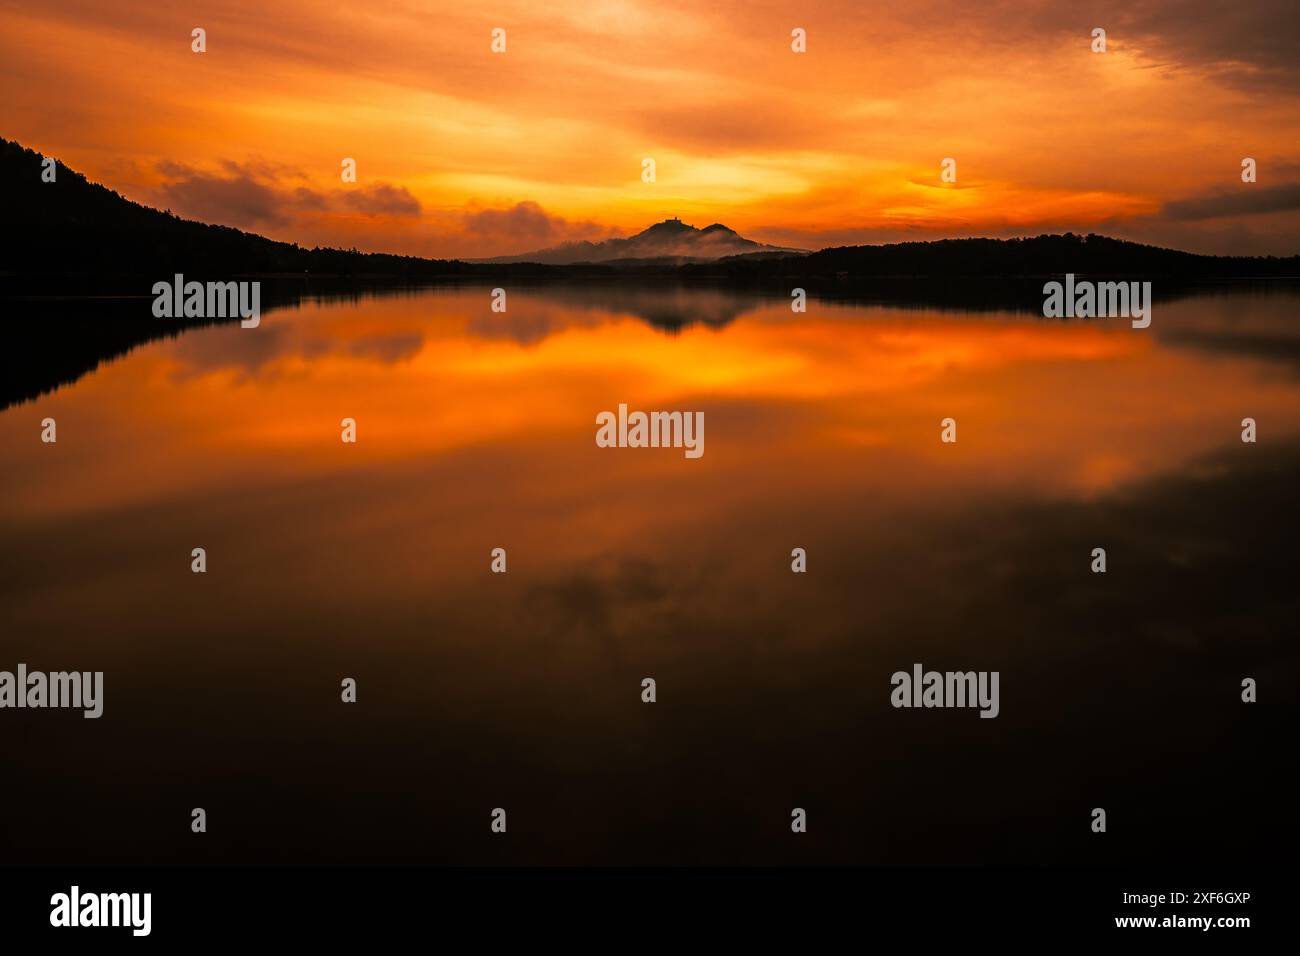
[467, 284, 767, 345]
[529, 283, 762, 329]
[479, 218, 808, 264]
[6, 136, 1300, 408]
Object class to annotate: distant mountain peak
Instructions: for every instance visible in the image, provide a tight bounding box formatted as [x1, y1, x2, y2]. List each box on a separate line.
[487, 217, 807, 265]
[636, 217, 694, 237]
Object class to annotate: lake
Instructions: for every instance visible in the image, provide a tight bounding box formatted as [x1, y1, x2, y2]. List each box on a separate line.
[1, 283, 1296, 864]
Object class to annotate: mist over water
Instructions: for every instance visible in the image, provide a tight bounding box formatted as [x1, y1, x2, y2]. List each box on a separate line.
[1, 285, 1296, 864]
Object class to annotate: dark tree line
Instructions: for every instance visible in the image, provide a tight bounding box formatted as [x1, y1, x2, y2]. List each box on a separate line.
[4, 137, 1297, 287]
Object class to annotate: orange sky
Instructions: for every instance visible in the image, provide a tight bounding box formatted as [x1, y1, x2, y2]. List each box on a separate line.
[3, 0, 1299, 257]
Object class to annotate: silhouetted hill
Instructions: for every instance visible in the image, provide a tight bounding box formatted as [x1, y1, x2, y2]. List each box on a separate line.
[0, 137, 611, 286]
[480, 217, 808, 264]
[3, 137, 1296, 287]
[678, 234, 1300, 281]
[3, 136, 1299, 410]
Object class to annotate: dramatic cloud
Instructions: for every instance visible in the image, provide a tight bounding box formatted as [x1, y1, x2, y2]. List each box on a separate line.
[290, 186, 329, 212]
[462, 201, 610, 247]
[3, 0, 1299, 255]
[1083, 0, 1300, 91]
[1162, 183, 1300, 221]
[154, 162, 303, 228]
[152, 159, 332, 230]
[152, 160, 422, 237]
[340, 183, 422, 217]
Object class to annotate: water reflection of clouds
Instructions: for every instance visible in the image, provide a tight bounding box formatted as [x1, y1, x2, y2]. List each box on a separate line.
[156, 284, 775, 377]
[3, 287, 1298, 866]
[1152, 289, 1300, 372]
[161, 301, 428, 380]
[23, 285, 1300, 518]
[152, 283, 1300, 389]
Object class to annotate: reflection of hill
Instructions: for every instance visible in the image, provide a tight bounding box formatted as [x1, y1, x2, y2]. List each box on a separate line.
[1, 282, 391, 410]
[527, 283, 764, 329]
[5, 135, 1300, 408]
[1, 279, 771, 409]
[465, 283, 767, 345]
[13, 278, 1300, 412]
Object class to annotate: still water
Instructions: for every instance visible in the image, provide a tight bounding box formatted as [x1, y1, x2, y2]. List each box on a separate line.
[1, 284, 1296, 863]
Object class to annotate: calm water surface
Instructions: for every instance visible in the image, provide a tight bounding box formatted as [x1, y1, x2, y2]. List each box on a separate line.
[1, 285, 1296, 863]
